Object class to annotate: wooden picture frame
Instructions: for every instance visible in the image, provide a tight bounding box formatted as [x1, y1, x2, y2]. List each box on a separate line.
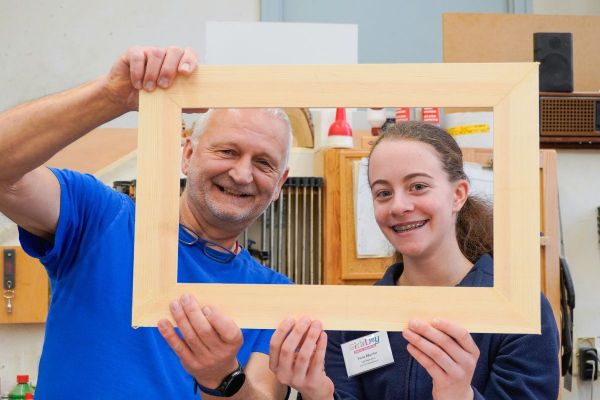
[133, 63, 540, 333]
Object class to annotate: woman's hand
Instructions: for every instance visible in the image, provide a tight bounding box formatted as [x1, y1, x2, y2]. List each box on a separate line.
[269, 318, 335, 400]
[402, 318, 479, 400]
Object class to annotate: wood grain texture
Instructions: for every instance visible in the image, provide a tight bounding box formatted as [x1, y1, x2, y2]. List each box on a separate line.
[132, 92, 181, 320]
[493, 67, 541, 330]
[340, 151, 396, 279]
[164, 64, 534, 108]
[539, 150, 561, 331]
[132, 63, 541, 333]
[323, 149, 343, 285]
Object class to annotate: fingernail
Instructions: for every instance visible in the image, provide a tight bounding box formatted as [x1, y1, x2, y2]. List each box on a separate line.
[180, 294, 191, 305]
[157, 320, 168, 331]
[158, 78, 169, 88]
[409, 320, 421, 329]
[299, 317, 311, 326]
[170, 301, 181, 312]
[313, 320, 322, 330]
[431, 318, 441, 326]
[202, 306, 212, 316]
[134, 80, 142, 89]
[144, 81, 155, 91]
[180, 63, 190, 72]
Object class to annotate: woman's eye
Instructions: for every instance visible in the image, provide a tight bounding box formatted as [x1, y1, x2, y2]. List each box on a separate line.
[410, 183, 428, 191]
[375, 190, 391, 199]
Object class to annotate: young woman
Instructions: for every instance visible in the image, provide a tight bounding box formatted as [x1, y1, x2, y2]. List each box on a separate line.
[269, 121, 559, 400]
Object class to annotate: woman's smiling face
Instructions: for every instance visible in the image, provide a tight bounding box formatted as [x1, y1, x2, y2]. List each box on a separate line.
[368, 138, 468, 261]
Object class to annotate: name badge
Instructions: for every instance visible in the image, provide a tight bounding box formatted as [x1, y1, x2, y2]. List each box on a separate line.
[341, 331, 394, 377]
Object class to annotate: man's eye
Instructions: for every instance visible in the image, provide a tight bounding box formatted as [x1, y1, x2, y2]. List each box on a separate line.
[257, 160, 274, 170]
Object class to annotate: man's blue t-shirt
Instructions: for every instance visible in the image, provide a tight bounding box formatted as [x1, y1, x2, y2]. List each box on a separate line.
[19, 168, 291, 399]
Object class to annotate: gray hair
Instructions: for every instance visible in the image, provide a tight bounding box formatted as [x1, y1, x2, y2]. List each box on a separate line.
[190, 108, 293, 167]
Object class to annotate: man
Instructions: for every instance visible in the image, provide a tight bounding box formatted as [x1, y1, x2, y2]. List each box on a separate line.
[0, 47, 291, 399]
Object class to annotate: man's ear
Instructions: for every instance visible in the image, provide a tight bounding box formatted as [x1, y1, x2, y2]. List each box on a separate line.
[272, 168, 290, 202]
[452, 179, 470, 213]
[181, 137, 194, 176]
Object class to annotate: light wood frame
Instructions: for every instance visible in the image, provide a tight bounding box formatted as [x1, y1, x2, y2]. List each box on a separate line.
[133, 63, 540, 333]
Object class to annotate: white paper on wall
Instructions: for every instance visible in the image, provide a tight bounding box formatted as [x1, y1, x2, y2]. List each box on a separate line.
[353, 158, 395, 258]
[464, 162, 493, 203]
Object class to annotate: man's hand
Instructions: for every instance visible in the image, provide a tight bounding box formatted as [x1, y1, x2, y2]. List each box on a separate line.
[158, 294, 243, 389]
[402, 319, 479, 400]
[269, 318, 334, 400]
[104, 46, 197, 111]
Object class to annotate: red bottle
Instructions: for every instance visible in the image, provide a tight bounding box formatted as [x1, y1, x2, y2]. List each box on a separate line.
[327, 108, 353, 148]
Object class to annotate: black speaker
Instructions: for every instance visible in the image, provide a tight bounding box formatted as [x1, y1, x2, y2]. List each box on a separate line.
[534, 32, 574, 92]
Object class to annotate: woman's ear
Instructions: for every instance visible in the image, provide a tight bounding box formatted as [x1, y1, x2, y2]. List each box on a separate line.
[181, 137, 193, 175]
[452, 179, 470, 213]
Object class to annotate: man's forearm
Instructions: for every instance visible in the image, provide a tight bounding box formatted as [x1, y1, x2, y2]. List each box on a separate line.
[0, 75, 128, 183]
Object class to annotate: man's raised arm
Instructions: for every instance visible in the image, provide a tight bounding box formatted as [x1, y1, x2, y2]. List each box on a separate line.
[0, 47, 197, 239]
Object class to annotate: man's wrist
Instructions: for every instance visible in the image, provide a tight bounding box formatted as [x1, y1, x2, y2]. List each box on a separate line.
[98, 75, 132, 114]
[194, 359, 240, 389]
[193, 359, 246, 397]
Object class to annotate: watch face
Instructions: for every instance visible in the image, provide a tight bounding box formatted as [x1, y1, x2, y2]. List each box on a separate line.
[222, 370, 246, 397]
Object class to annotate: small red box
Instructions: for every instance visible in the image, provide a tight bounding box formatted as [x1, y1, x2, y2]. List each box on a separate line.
[421, 107, 440, 126]
[395, 107, 411, 122]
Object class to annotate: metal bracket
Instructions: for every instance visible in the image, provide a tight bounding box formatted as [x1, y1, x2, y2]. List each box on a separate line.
[3, 249, 16, 313]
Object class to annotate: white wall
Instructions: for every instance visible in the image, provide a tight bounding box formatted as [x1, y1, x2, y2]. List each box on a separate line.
[533, 0, 600, 16]
[557, 151, 600, 400]
[0, 0, 259, 126]
[0, 0, 260, 393]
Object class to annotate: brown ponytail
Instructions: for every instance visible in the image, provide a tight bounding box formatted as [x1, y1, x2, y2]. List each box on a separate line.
[369, 121, 493, 263]
[455, 195, 493, 263]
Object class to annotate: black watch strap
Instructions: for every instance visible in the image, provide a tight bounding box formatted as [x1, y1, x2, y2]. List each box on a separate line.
[193, 361, 246, 398]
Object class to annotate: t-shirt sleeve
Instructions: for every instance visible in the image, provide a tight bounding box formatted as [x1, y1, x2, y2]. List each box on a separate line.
[252, 329, 275, 355]
[480, 293, 560, 399]
[18, 168, 127, 281]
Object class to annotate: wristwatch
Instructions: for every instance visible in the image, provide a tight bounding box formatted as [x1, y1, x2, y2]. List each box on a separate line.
[193, 361, 246, 398]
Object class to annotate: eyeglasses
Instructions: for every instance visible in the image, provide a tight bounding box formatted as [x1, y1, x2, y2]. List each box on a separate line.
[178, 224, 237, 264]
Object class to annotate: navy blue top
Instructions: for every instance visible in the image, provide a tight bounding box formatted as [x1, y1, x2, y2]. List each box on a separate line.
[19, 168, 291, 399]
[324, 254, 560, 399]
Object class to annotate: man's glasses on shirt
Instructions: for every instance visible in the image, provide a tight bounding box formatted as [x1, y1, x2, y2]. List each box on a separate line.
[178, 224, 237, 264]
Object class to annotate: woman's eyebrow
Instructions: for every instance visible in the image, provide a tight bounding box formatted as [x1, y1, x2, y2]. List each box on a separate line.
[403, 172, 433, 182]
[370, 172, 434, 189]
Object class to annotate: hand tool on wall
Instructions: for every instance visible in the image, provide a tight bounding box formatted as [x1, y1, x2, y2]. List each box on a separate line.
[3, 248, 16, 313]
